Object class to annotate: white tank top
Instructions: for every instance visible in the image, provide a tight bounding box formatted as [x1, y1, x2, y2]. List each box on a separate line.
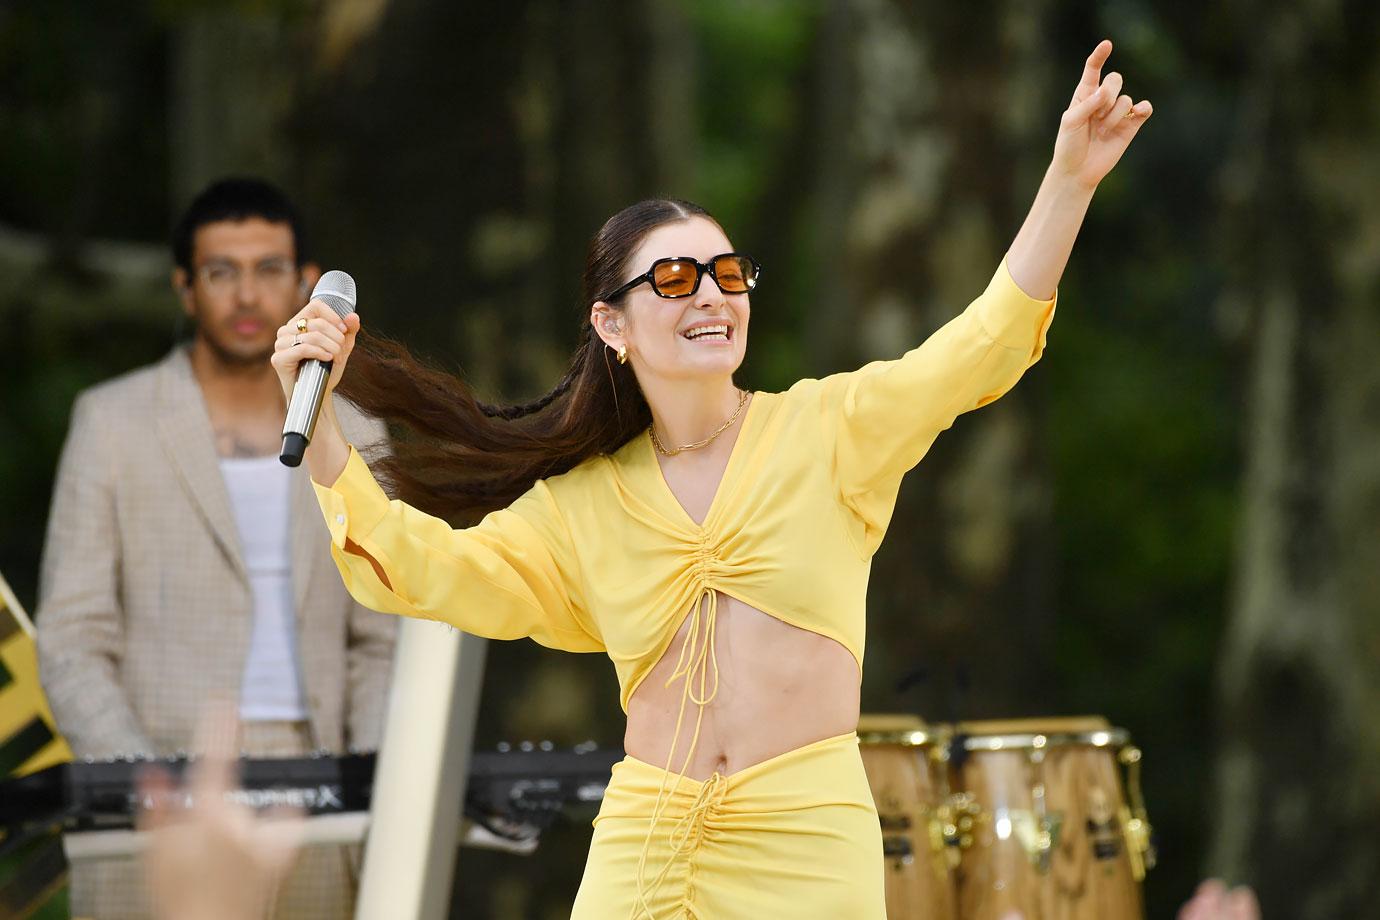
[220, 455, 308, 721]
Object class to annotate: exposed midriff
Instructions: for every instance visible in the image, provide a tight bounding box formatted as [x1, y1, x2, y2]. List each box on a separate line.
[624, 592, 860, 781]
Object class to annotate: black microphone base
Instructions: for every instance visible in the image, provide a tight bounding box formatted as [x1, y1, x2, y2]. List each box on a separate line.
[280, 432, 310, 468]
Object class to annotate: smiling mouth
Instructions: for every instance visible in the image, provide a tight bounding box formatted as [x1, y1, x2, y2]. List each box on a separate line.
[681, 323, 733, 343]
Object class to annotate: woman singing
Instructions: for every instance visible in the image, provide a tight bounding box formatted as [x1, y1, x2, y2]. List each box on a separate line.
[272, 40, 1150, 919]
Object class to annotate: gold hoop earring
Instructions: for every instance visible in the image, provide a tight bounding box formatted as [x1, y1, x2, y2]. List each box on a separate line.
[617, 345, 628, 365]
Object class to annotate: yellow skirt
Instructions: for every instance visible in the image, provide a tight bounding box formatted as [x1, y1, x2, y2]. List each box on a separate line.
[571, 731, 886, 919]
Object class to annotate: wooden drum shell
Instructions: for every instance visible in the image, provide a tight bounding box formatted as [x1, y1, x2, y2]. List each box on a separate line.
[949, 717, 1144, 920]
[857, 716, 959, 920]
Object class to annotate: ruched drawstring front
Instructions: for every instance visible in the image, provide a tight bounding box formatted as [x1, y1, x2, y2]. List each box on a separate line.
[668, 772, 727, 856]
[579, 730, 886, 920]
[630, 584, 722, 919]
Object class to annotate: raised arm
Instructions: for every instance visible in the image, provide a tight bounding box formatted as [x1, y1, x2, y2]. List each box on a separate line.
[817, 262, 1056, 552]
[820, 41, 1151, 551]
[1006, 38, 1153, 299]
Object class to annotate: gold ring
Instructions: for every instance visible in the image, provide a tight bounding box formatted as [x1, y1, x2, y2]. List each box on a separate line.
[296, 318, 309, 333]
[1123, 108, 1137, 119]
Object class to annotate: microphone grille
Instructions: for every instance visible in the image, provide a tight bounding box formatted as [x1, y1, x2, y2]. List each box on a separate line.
[312, 270, 357, 318]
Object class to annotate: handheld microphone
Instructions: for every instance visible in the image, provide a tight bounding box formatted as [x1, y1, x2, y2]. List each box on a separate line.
[279, 270, 357, 468]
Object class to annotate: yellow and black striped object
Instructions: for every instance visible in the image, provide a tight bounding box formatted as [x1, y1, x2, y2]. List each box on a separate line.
[0, 574, 71, 778]
[0, 573, 73, 919]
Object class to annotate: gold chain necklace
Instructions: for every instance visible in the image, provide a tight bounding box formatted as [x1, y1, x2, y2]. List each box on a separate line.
[649, 389, 750, 456]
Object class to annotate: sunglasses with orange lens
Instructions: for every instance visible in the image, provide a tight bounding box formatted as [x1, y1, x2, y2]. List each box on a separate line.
[600, 252, 760, 302]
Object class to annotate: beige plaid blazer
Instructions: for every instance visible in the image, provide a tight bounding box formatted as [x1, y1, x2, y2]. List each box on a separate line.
[35, 347, 396, 758]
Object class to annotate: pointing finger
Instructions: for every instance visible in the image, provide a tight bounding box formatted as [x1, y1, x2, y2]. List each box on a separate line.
[1073, 39, 1113, 102]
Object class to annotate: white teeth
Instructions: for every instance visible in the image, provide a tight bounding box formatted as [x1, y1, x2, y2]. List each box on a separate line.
[683, 324, 730, 340]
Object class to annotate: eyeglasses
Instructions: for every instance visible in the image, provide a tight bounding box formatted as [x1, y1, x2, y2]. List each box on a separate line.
[196, 258, 298, 294]
[599, 252, 761, 302]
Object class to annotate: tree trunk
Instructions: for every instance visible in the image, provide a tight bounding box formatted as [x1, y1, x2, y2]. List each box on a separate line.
[1210, 2, 1380, 915]
[816, 0, 1059, 721]
[168, 11, 299, 207]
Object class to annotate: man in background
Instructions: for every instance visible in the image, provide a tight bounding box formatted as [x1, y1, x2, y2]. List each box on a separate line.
[36, 177, 395, 920]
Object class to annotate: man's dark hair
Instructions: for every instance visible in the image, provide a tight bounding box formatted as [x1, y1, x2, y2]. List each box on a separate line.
[172, 177, 309, 272]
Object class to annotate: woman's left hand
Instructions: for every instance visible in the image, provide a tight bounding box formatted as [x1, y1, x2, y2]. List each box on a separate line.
[1052, 39, 1153, 190]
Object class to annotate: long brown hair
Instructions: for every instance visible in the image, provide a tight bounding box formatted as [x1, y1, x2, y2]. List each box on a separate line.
[337, 198, 714, 523]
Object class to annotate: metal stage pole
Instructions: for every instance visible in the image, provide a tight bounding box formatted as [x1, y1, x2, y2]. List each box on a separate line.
[355, 620, 487, 920]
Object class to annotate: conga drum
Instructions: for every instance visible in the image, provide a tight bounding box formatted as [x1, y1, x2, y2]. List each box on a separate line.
[946, 717, 1154, 920]
[857, 714, 959, 920]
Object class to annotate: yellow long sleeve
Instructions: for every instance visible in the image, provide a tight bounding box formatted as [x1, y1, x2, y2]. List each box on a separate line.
[816, 259, 1056, 552]
[312, 446, 604, 653]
